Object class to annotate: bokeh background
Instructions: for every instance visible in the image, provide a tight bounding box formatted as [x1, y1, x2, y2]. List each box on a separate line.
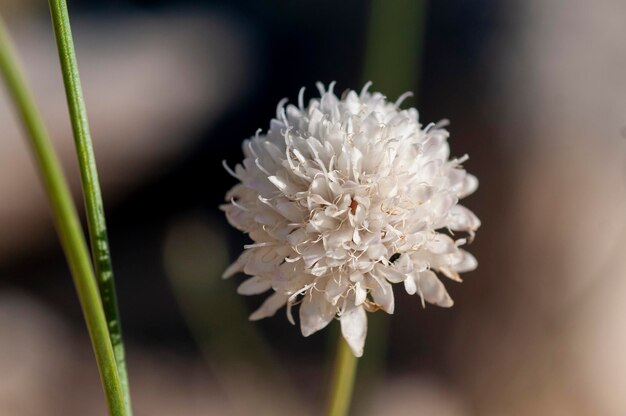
[2, 0, 626, 415]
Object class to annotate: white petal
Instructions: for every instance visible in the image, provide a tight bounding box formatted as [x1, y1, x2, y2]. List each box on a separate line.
[403, 273, 417, 295]
[365, 243, 386, 260]
[447, 205, 481, 232]
[367, 274, 395, 314]
[349, 272, 364, 283]
[324, 276, 348, 305]
[237, 276, 272, 295]
[393, 255, 414, 276]
[268, 175, 297, 195]
[440, 266, 462, 282]
[275, 200, 303, 222]
[354, 281, 367, 305]
[300, 291, 336, 336]
[340, 303, 367, 357]
[418, 271, 453, 307]
[454, 250, 478, 273]
[222, 251, 249, 279]
[286, 301, 296, 325]
[249, 292, 288, 321]
[375, 264, 406, 284]
[351, 147, 363, 180]
[302, 243, 325, 268]
[427, 234, 456, 255]
[243, 247, 279, 276]
[429, 193, 457, 217]
[459, 173, 478, 198]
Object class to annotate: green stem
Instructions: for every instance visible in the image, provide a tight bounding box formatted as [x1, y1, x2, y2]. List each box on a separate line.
[326, 336, 359, 416]
[47, 1, 131, 413]
[0, 15, 126, 416]
[363, 0, 427, 98]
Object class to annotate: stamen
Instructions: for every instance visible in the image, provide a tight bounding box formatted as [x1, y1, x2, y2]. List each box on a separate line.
[350, 199, 358, 215]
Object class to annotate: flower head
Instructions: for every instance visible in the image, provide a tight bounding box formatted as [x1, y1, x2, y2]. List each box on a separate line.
[221, 83, 480, 356]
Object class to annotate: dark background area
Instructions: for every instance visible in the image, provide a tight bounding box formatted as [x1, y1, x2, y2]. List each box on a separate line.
[3, 0, 623, 414]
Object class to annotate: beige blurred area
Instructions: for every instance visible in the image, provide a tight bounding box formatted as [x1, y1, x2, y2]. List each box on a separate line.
[0, 287, 319, 416]
[0, 10, 249, 258]
[0, 291, 231, 415]
[446, 0, 626, 415]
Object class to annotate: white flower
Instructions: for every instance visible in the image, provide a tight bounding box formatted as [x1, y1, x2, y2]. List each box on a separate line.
[221, 82, 480, 357]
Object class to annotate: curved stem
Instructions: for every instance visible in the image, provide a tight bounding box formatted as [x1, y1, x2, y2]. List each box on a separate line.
[0, 15, 127, 416]
[47, 1, 131, 413]
[326, 336, 359, 416]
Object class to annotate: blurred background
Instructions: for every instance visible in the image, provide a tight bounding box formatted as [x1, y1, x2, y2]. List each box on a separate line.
[1, 0, 626, 415]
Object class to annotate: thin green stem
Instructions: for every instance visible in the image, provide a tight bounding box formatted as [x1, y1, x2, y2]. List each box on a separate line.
[326, 336, 359, 416]
[363, 0, 427, 98]
[47, 1, 131, 413]
[0, 15, 126, 416]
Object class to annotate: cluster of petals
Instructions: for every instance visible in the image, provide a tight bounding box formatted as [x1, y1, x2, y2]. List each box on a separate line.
[221, 82, 480, 356]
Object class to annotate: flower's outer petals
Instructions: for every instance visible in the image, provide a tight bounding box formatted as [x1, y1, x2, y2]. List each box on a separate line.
[243, 248, 279, 276]
[300, 291, 336, 337]
[418, 271, 454, 307]
[368, 275, 395, 314]
[249, 292, 289, 321]
[222, 251, 249, 279]
[454, 250, 478, 273]
[440, 266, 463, 283]
[237, 276, 272, 295]
[404, 274, 418, 295]
[427, 234, 456, 255]
[429, 193, 457, 218]
[448, 205, 481, 232]
[340, 303, 367, 357]
[459, 173, 479, 198]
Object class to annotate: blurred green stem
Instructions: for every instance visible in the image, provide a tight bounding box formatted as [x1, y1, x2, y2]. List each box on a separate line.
[326, 336, 358, 416]
[47, 1, 131, 413]
[363, 0, 427, 98]
[0, 14, 126, 416]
